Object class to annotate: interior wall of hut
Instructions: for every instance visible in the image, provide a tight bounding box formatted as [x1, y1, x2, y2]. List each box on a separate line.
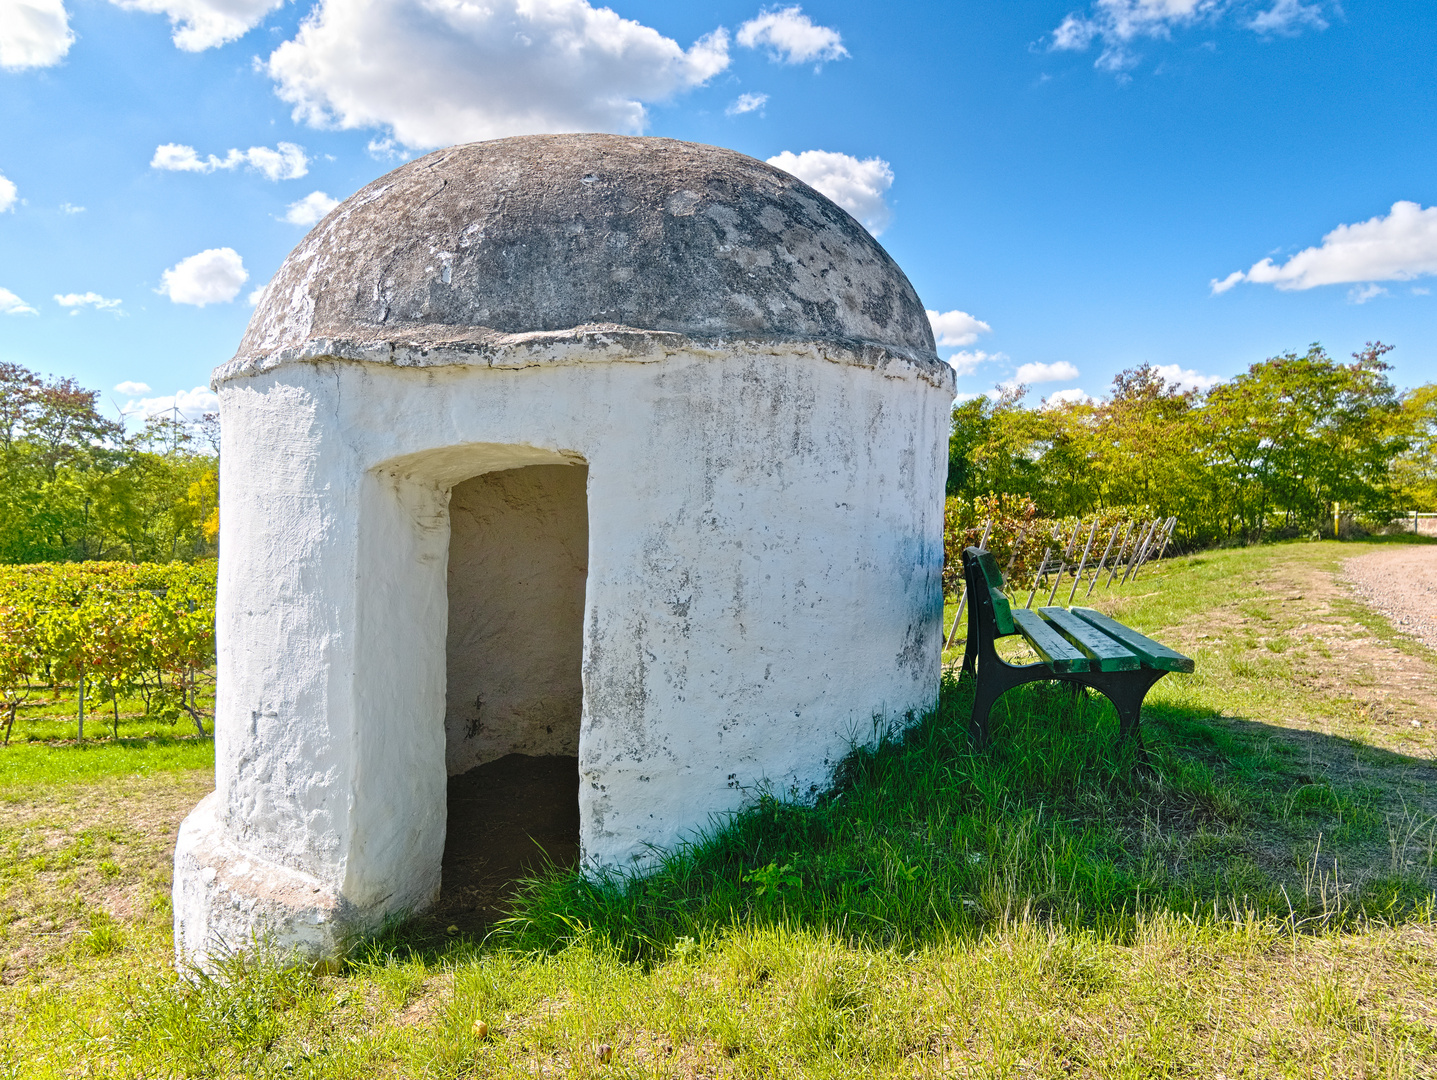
[444, 461, 588, 775]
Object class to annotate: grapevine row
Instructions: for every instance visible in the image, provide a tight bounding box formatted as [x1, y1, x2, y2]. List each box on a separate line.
[0, 561, 217, 742]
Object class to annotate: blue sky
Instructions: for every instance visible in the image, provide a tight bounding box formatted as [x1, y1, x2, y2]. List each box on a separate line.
[2, 0, 1434, 423]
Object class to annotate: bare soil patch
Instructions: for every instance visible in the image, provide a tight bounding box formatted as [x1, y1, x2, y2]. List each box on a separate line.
[1163, 549, 1437, 761]
[1343, 544, 1437, 652]
[1142, 548, 1437, 894]
[435, 753, 581, 933]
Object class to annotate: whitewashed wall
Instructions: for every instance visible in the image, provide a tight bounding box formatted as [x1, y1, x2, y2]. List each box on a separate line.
[175, 338, 950, 965]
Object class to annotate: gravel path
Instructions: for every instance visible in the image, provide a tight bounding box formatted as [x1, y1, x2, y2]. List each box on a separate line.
[1343, 545, 1437, 651]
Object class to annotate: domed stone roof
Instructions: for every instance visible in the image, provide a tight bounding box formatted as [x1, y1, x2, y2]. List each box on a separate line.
[221, 135, 940, 381]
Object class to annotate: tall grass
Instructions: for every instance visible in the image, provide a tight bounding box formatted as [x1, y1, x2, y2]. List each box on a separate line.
[498, 671, 1431, 963]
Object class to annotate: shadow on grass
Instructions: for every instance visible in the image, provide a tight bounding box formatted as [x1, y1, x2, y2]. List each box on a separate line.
[370, 674, 1434, 969]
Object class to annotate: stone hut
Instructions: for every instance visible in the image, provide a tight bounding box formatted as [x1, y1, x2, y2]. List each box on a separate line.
[174, 134, 954, 964]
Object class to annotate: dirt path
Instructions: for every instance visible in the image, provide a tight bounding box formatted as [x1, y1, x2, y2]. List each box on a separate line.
[1343, 544, 1437, 652]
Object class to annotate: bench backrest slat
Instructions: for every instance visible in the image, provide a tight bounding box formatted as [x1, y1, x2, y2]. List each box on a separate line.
[966, 547, 1015, 636]
[1011, 609, 1089, 672]
[1068, 607, 1196, 673]
[1037, 607, 1141, 671]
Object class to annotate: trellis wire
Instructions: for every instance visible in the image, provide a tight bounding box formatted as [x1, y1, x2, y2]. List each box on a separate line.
[944, 513, 1180, 649]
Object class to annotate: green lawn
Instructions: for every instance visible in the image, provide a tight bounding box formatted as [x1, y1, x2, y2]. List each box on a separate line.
[0, 538, 1433, 1078]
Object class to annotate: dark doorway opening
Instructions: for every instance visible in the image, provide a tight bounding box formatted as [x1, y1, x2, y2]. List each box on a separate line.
[435, 753, 580, 930]
[438, 461, 587, 930]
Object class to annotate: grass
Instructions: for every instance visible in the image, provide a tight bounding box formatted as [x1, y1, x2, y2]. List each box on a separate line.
[0, 736, 213, 791]
[0, 538, 1434, 1077]
[0, 676, 216, 790]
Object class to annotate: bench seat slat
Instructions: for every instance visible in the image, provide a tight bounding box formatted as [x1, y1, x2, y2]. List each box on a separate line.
[1068, 607, 1196, 673]
[1037, 607, 1141, 671]
[1010, 609, 1089, 673]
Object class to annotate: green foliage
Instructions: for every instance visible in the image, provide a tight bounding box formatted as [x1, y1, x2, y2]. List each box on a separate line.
[943, 493, 1140, 598]
[1203, 342, 1409, 536]
[0, 561, 217, 741]
[0, 362, 219, 564]
[1394, 381, 1437, 509]
[946, 343, 1431, 545]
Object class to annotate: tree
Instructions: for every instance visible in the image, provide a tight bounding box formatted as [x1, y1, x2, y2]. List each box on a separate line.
[1199, 343, 1405, 538]
[0, 363, 219, 564]
[1393, 382, 1437, 510]
[943, 343, 1415, 547]
[946, 386, 1055, 506]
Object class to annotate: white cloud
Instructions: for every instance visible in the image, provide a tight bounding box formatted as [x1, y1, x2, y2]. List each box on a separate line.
[0, 287, 38, 316]
[150, 142, 309, 179]
[0, 172, 17, 213]
[284, 190, 340, 225]
[126, 385, 221, 421]
[247, 282, 270, 306]
[766, 149, 893, 235]
[0, 0, 74, 69]
[947, 349, 1006, 377]
[109, 0, 283, 51]
[158, 247, 248, 306]
[366, 137, 407, 161]
[1050, 0, 1328, 71]
[926, 308, 992, 348]
[1348, 283, 1386, 304]
[1212, 201, 1437, 294]
[736, 6, 846, 65]
[1050, 0, 1216, 70]
[1044, 387, 1096, 407]
[151, 144, 219, 172]
[1248, 0, 1327, 34]
[1150, 363, 1223, 392]
[115, 381, 152, 395]
[725, 91, 768, 116]
[1014, 360, 1080, 384]
[59, 202, 84, 214]
[54, 291, 124, 314]
[244, 143, 310, 180]
[265, 0, 730, 150]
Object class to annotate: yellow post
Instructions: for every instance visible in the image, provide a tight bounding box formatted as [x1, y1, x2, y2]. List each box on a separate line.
[1333, 502, 1340, 539]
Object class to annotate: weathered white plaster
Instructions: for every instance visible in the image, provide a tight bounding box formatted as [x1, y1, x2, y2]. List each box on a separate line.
[175, 135, 954, 967]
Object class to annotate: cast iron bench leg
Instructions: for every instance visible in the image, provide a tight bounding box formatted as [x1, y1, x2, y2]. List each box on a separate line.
[969, 656, 1060, 750]
[1067, 668, 1168, 759]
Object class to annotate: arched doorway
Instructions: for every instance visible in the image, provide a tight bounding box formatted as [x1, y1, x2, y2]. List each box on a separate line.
[437, 461, 588, 928]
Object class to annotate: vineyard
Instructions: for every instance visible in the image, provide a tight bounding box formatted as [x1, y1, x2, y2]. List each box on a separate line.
[0, 561, 217, 743]
[0, 500, 1167, 750]
[943, 493, 1170, 598]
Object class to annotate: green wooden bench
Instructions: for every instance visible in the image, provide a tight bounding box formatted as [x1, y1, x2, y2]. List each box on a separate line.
[958, 546, 1193, 750]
